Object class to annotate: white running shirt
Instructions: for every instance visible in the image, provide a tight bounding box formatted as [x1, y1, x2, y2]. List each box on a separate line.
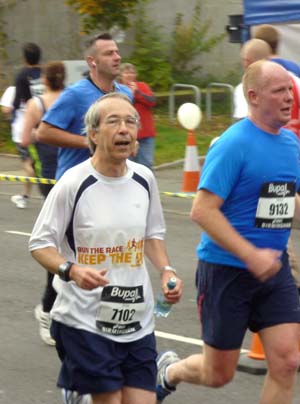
[29, 159, 166, 342]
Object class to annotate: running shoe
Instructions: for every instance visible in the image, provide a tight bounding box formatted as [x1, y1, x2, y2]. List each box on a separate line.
[11, 194, 27, 209]
[61, 389, 92, 404]
[156, 350, 180, 403]
[34, 304, 56, 346]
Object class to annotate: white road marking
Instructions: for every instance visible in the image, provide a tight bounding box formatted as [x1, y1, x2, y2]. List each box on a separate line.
[155, 330, 249, 354]
[155, 330, 204, 346]
[6, 230, 31, 236]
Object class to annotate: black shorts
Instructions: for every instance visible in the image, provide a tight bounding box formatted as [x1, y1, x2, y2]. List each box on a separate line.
[51, 321, 157, 395]
[196, 251, 300, 350]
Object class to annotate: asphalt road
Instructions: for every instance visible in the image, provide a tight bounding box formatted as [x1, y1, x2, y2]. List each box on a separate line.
[0, 155, 299, 404]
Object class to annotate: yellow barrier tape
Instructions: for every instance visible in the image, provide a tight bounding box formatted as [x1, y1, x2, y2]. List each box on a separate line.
[0, 174, 196, 199]
[0, 174, 56, 185]
[162, 191, 196, 199]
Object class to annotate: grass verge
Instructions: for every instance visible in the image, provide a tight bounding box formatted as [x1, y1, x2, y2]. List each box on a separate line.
[154, 114, 232, 165]
[0, 111, 233, 164]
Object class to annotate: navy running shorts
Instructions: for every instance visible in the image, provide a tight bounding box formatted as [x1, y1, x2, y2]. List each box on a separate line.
[51, 321, 157, 395]
[195, 251, 300, 350]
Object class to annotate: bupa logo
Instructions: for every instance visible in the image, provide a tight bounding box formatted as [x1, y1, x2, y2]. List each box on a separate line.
[102, 285, 144, 303]
[268, 183, 290, 197]
[111, 286, 142, 302]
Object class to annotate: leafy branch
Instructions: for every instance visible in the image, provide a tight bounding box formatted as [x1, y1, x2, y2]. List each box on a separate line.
[65, 0, 144, 33]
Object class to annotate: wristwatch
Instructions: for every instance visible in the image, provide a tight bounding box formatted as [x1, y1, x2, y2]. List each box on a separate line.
[58, 261, 73, 282]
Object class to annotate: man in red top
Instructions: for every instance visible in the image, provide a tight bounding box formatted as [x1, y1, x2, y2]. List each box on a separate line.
[119, 63, 156, 169]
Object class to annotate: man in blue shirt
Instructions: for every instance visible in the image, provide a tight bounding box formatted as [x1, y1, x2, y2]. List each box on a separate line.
[37, 33, 132, 180]
[156, 60, 300, 404]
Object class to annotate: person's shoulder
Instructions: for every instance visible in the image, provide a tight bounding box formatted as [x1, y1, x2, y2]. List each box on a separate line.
[115, 82, 133, 99]
[128, 160, 154, 179]
[271, 57, 300, 76]
[218, 119, 252, 144]
[207, 120, 252, 161]
[138, 81, 152, 90]
[51, 80, 86, 101]
[65, 78, 101, 100]
[65, 78, 90, 92]
[280, 126, 300, 141]
[224, 117, 250, 134]
[136, 81, 149, 88]
[21, 66, 40, 77]
[234, 82, 243, 93]
[58, 159, 92, 184]
[15, 67, 28, 82]
[15, 66, 27, 76]
[73, 77, 91, 87]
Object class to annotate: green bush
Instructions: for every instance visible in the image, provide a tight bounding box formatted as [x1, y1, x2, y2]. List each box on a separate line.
[169, 0, 226, 83]
[127, 5, 173, 91]
[0, 110, 14, 153]
[127, 0, 225, 92]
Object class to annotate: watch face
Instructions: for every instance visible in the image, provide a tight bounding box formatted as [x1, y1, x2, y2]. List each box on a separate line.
[58, 262, 72, 281]
[60, 262, 69, 271]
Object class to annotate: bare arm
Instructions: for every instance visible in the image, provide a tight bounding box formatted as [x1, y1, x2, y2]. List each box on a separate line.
[294, 193, 300, 221]
[36, 121, 89, 148]
[190, 189, 282, 281]
[21, 98, 41, 147]
[145, 238, 183, 303]
[31, 246, 109, 290]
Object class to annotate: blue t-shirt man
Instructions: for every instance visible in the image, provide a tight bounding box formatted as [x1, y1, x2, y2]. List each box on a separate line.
[42, 77, 132, 179]
[197, 118, 300, 268]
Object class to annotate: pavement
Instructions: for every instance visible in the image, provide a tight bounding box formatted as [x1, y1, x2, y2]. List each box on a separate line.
[0, 153, 299, 404]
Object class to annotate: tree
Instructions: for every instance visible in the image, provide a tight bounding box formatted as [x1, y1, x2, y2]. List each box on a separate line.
[65, 0, 144, 33]
[0, 3, 14, 87]
[169, 0, 225, 82]
[128, 4, 173, 92]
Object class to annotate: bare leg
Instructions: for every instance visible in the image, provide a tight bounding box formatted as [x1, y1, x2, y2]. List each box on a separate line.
[92, 390, 121, 404]
[168, 343, 240, 387]
[92, 387, 155, 404]
[23, 158, 34, 197]
[259, 323, 300, 404]
[122, 386, 155, 404]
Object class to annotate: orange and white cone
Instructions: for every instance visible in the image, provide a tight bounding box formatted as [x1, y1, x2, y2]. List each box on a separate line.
[247, 333, 265, 360]
[238, 332, 267, 375]
[182, 130, 200, 192]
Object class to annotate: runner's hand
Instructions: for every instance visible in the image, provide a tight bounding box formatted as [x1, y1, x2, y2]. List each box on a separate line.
[69, 265, 109, 290]
[244, 248, 282, 282]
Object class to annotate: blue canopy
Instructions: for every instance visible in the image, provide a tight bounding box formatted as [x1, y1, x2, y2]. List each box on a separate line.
[244, 0, 300, 25]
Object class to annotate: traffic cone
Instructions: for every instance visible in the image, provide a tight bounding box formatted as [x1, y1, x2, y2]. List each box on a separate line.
[182, 130, 200, 192]
[238, 333, 267, 375]
[247, 333, 265, 360]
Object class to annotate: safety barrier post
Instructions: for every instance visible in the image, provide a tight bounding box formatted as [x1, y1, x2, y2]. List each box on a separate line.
[206, 82, 234, 122]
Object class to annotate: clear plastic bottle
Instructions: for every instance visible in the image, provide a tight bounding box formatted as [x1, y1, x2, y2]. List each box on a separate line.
[154, 277, 177, 318]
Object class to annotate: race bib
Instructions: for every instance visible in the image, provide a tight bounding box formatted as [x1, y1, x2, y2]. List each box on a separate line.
[255, 182, 295, 229]
[96, 285, 145, 336]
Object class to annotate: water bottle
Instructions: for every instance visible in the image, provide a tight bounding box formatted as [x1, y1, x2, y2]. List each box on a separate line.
[154, 277, 177, 318]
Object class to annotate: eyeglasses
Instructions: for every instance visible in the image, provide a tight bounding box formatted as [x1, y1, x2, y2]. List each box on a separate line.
[104, 116, 139, 129]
